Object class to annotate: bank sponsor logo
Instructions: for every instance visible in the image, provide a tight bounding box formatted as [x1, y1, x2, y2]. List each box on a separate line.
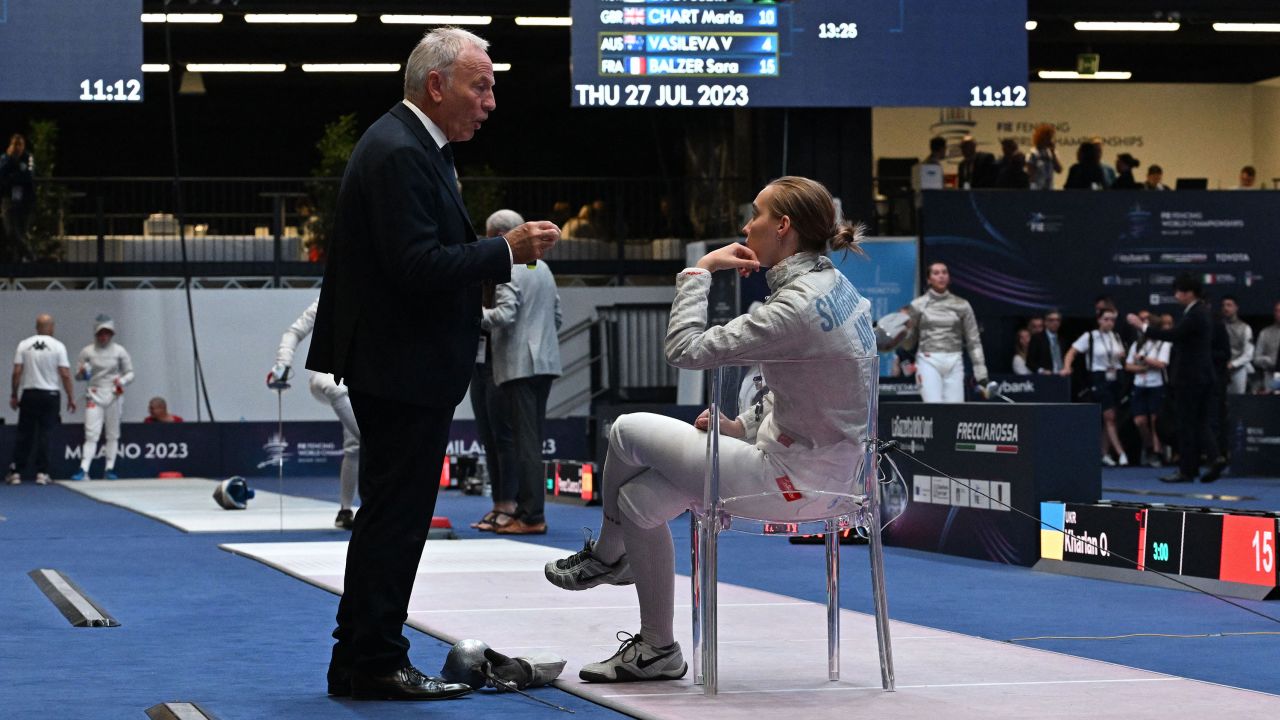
[890, 415, 933, 452]
[954, 421, 1019, 454]
[911, 474, 1011, 512]
[1027, 211, 1063, 233]
[1102, 275, 1142, 287]
[1114, 253, 1152, 264]
[991, 380, 1035, 396]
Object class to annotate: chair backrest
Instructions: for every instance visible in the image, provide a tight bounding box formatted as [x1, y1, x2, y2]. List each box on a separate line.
[703, 355, 880, 536]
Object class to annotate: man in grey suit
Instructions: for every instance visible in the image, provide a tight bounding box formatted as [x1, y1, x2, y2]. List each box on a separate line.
[483, 209, 563, 535]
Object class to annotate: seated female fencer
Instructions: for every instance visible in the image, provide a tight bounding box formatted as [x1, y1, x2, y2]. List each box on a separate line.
[545, 176, 876, 683]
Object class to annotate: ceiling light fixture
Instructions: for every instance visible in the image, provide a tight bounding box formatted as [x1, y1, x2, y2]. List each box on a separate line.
[493, 63, 512, 72]
[141, 64, 171, 73]
[1074, 21, 1179, 32]
[301, 64, 402, 73]
[141, 13, 223, 23]
[1025, 20, 1038, 31]
[186, 63, 288, 73]
[243, 14, 358, 24]
[515, 17, 573, 27]
[379, 15, 492, 25]
[1213, 22, 1280, 33]
[1038, 70, 1133, 80]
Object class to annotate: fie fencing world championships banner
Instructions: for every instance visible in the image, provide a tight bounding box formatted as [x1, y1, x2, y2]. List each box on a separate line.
[920, 190, 1279, 318]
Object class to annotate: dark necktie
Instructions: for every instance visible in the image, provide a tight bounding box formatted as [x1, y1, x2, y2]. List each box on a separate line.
[439, 143, 457, 182]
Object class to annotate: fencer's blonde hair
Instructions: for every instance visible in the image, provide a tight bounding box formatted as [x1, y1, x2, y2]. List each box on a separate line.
[763, 176, 865, 256]
[404, 27, 490, 101]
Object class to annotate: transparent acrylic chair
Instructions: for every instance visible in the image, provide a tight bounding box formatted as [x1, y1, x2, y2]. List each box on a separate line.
[690, 356, 894, 696]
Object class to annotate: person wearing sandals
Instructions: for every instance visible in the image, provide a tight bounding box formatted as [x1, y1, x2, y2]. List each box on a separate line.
[543, 177, 874, 683]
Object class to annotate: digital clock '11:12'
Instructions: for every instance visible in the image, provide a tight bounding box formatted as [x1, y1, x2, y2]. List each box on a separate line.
[79, 79, 142, 102]
[969, 85, 1027, 107]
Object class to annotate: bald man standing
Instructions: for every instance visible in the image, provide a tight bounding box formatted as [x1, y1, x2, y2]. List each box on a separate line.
[7, 314, 75, 485]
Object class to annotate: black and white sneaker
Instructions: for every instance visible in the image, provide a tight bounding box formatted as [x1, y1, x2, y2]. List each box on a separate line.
[334, 508, 355, 530]
[544, 529, 634, 590]
[580, 632, 687, 683]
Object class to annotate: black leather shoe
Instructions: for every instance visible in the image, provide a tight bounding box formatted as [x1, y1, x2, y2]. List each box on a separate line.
[1159, 472, 1195, 483]
[350, 666, 473, 701]
[1200, 457, 1228, 483]
[327, 667, 351, 697]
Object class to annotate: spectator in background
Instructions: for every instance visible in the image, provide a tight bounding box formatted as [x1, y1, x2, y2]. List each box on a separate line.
[1012, 327, 1032, 375]
[925, 136, 947, 165]
[145, 397, 183, 423]
[548, 200, 573, 228]
[483, 209, 563, 535]
[1027, 314, 1045, 336]
[1125, 330, 1171, 467]
[7, 314, 74, 485]
[1127, 274, 1225, 483]
[995, 139, 1029, 188]
[957, 135, 997, 189]
[1234, 165, 1259, 190]
[1144, 164, 1170, 191]
[1111, 153, 1141, 189]
[1061, 307, 1129, 466]
[1027, 310, 1064, 374]
[1026, 124, 1062, 190]
[0, 133, 36, 262]
[1221, 296, 1254, 394]
[1064, 141, 1109, 190]
[1252, 300, 1280, 390]
[562, 203, 602, 239]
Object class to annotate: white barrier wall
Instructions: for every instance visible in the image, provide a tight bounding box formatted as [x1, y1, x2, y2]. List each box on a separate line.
[873, 82, 1272, 190]
[1, 285, 675, 424]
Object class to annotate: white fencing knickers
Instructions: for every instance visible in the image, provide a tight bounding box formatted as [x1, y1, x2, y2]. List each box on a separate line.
[917, 351, 965, 403]
[80, 394, 123, 472]
[309, 372, 360, 510]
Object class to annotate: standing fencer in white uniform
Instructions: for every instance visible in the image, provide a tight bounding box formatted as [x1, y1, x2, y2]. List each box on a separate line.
[270, 298, 360, 529]
[72, 315, 134, 481]
[906, 262, 988, 402]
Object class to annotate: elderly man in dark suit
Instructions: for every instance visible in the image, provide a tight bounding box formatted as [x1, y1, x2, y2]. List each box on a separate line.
[1127, 273, 1226, 484]
[307, 27, 559, 701]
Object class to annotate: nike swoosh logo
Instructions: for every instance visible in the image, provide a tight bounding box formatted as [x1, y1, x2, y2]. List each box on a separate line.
[636, 648, 677, 669]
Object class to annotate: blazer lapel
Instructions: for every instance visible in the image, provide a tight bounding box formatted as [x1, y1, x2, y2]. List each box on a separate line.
[388, 103, 477, 240]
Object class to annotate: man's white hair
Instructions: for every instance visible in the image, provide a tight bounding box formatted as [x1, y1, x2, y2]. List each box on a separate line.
[486, 209, 525, 236]
[404, 27, 490, 101]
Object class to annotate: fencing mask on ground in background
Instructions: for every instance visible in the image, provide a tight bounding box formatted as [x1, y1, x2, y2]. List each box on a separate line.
[213, 476, 255, 510]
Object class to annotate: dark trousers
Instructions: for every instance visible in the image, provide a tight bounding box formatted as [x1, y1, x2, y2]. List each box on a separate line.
[470, 363, 513, 502]
[9, 389, 60, 476]
[1, 200, 32, 261]
[331, 390, 453, 674]
[501, 375, 554, 525]
[1173, 380, 1218, 479]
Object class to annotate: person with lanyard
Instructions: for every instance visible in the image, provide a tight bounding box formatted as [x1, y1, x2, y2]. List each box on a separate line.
[904, 262, 988, 403]
[1124, 330, 1171, 467]
[1060, 307, 1128, 466]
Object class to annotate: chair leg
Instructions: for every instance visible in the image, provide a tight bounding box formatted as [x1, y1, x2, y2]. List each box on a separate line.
[690, 512, 703, 686]
[825, 526, 840, 681]
[867, 478, 896, 691]
[699, 511, 719, 696]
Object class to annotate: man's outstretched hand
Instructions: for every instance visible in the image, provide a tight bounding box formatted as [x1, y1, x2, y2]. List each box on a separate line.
[504, 221, 560, 265]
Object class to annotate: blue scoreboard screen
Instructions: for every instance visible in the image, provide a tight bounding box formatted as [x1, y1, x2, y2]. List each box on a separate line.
[0, 0, 143, 103]
[570, 0, 1028, 108]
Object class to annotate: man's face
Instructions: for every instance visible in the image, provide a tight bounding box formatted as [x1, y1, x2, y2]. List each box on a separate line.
[9, 137, 24, 156]
[960, 140, 976, 159]
[430, 46, 496, 143]
[1147, 170, 1163, 186]
[1240, 170, 1256, 187]
[1222, 298, 1238, 319]
[1028, 317, 1044, 334]
[1045, 313, 1061, 332]
[1174, 289, 1193, 305]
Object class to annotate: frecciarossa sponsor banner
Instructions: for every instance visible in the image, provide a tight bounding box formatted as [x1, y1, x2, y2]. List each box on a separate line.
[879, 401, 1099, 566]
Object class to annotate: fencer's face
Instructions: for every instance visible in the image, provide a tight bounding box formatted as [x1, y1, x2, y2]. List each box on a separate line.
[743, 186, 783, 266]
[927, 263, 949, 292]
[431, 46, 496, 143]
[1222, 298, 1238, 319]
[95, 329, 113, 345]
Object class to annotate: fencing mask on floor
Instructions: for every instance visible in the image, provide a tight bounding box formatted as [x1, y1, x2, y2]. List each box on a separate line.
[213, 476, 255, 510]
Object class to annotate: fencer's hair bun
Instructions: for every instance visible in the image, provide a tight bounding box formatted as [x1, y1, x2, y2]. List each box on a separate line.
[830, 222, 867, 255]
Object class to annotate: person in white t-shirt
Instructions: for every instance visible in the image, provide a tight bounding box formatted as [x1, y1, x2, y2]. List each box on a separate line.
[1060, 308, 1128, 466]
[1124, 333, 1172, 468]
[7, 314, 75, 485]
[269, 297, 360, 530]
[71, 315, 134, 481]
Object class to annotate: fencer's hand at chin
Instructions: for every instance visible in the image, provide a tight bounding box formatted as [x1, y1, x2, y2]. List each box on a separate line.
[694, 409, 746, 439]
[505, 221, 561, 265]
[1125, 313, 1144, 329]
[695, 243, 760, 277]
